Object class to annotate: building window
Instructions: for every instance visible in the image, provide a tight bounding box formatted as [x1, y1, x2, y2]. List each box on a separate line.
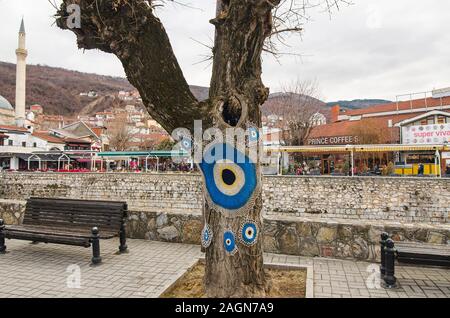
[437, 116, 446, 124]
[427, 117, 434, 125]
[8, 140, 13, 146]
[420, 119, 427, 126]
[22, 142, 26, 147]
[33, 142, 37, 148]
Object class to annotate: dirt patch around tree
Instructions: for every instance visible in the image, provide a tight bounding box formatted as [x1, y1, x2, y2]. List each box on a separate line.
[160, 261, 307, 298]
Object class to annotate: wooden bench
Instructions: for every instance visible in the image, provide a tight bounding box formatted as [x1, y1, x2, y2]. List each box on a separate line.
[395, 242, 450, 268]
[0, 197, 128, 265]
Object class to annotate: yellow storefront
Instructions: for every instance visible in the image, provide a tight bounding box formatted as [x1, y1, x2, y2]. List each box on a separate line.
[266, 144, 449, 177]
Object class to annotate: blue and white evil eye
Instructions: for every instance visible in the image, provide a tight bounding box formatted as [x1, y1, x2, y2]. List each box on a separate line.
[180, 138, 192, 151]
[240, 221, 258, 246]
[248, 127, 259, 142]
[201, 224, 213, 248]
[199, 143, 257, 212]
[223, 230, 238, 255]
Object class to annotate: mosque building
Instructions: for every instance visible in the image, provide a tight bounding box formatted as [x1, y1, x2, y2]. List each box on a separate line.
[0, 19, 26, 126]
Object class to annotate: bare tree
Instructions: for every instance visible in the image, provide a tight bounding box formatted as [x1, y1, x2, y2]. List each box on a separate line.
[350, 118, 391, 172]
[55, 0, 347, 297]
[106, 113, 132, 151]
[350, 118, 390, 145]
[281, 79, 324, 146]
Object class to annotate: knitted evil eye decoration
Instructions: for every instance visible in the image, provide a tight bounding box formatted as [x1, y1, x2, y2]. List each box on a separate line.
[199, 143, 258, 215]
[223, 230, 238, 255]
[239, 220, 259, 246]
[180, 137, 192, 151]
[248, 127, 260, 143]
[201, 224, 213, 248]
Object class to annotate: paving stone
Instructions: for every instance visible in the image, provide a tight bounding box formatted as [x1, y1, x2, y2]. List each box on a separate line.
[1, 240, 449, 299]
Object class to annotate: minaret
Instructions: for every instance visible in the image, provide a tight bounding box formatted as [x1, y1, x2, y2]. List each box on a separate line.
[15, 18, 27, 127]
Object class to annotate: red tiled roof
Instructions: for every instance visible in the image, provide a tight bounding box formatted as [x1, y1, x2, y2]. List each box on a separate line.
[32, 132, 65, 144]
[90, 127, 104, 138]
[0, 125, 29, 132]
[64, 138, 92, 144]
[343, 96, 450, 116]
[308, 116, 402, 143]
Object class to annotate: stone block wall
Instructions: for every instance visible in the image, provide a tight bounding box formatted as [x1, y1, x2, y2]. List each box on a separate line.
[1, 172, 449, 261]
[1, 200, 448, 262]
[1, 172, 448, 224]
[263, 176, 449, 224]
[0, 173, 203, 214]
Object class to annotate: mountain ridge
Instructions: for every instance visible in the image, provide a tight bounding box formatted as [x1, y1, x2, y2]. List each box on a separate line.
[326, 99, 392, 110]
[1, 61, 389, 119]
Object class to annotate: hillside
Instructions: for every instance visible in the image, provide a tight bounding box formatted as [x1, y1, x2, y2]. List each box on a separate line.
[326, 99, 392, 109]
[1, 61, 378, 118]
[262, 92, 328, 117]
[0, 61, 136, 116]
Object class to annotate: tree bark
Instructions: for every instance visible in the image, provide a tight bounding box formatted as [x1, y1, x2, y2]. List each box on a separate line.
[201, 0, 278, 297]
[56, 0, 280, 297]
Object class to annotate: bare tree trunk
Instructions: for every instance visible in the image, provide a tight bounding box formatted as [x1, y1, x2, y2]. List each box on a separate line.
[202, 0, 277, 297]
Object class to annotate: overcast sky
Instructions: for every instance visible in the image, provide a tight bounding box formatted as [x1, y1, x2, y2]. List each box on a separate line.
[1, 0, 449, 102]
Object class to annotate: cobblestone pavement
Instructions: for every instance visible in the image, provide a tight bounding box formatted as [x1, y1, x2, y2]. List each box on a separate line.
[265, 253, 450, 298]
[0, 239, 201, 298]
[0, 240, 449, 298]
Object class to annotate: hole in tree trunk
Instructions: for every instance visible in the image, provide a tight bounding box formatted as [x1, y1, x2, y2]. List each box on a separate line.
[222, 99, 242, 127]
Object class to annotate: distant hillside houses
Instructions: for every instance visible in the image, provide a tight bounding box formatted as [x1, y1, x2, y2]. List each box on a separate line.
[118, 90, 142, 102]
[79, 90, 98, 98]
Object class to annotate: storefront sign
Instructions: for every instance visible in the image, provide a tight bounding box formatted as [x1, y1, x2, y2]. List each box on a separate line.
[402, 124, 450, 145]
[432, 87, 450, 98]
[307, 135, 359, 146]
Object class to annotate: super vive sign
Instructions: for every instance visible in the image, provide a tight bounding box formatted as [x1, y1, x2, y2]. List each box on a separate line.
[402, 123, 450, 145]
[307, 135, 359, 145]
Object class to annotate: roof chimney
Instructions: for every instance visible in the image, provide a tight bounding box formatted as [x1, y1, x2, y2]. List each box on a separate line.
[330, 105, 340, 123]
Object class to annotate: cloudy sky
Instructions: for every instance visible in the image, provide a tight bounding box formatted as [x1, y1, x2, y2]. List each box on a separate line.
[1, 0, 449, 102]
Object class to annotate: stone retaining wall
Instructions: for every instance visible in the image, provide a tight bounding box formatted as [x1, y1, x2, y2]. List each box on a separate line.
[263, 176, 450, 224]
[1, 199, 448, 262]
[1, 172, 449, 224]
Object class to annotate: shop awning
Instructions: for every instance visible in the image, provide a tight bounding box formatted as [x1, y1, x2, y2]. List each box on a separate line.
[266, 144, 450, 154]
[352, 145, 445, 153]
[97, 150, 190, 158]
[267, 146, 353, 153]
[15, 153, 68, 162]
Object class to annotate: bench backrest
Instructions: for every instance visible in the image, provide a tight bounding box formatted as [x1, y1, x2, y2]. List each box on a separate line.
[23, 198, 128, 232]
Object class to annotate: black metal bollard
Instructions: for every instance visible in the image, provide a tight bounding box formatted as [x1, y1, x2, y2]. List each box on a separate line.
[383, 238, 397, 288]
[119, 222, 128, 253]
[91, 227, 102, 265]
[380, 232, 389, 278]
[0, 219, 6, 254]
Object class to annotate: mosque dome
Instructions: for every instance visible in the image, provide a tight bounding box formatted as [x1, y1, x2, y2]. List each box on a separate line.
[0, 95, 14, 111]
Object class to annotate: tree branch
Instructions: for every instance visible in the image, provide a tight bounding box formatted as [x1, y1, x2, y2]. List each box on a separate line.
[55, 0, 210, 133]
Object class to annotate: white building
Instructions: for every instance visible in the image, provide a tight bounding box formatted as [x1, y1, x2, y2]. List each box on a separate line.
[0, 125, 65, 170]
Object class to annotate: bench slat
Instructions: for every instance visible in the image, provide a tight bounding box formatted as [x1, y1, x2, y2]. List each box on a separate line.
[29, 197, 127, 206]
[4, 231, 91, 247]
[24, 211, 123, 222]
[23, 216, 122, 228]
[5, 225, 116, 239]
[396, 242, 450, 268]
[26, 204, 125, 215]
